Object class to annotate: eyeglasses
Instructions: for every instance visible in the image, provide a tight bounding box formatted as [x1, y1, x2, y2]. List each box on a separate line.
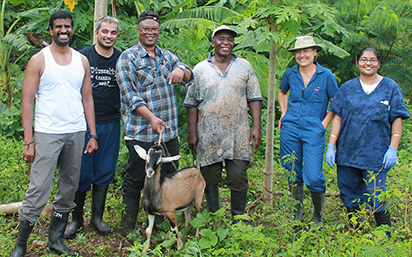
[359, 58, 379, 64]
[139, 27, 160, 34]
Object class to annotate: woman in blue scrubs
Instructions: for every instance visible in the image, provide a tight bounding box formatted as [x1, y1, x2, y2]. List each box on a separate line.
[279, 36, 338, 225]
[325, 47, 409, 230]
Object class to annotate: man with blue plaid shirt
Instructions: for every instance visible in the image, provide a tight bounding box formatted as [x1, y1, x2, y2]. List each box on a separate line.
[115, 10, 192, 241]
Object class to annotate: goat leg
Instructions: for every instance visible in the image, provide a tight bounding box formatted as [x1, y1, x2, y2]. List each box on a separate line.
[144, 214, 155, 252]
[166, 213, 184, 250]
[184, 208, 192, 227]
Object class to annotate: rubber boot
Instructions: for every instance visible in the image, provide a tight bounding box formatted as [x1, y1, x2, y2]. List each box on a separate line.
[310, 190, 325, 225]
[374, 210, 392, 237]
[290, 182, 304, 221]
[231, 189, 248, 223]
[122, 195, 141, 242]
[347, 206, 361, 229]
[91, 185, 111, 236]
[205, 184, 219, 213]
[10, 220, 35, 257]
[64, 190, 86, 239]
[48, 209, 77, 256]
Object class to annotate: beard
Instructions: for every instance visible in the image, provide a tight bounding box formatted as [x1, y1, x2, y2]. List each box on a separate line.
[97, 39, 114, 50]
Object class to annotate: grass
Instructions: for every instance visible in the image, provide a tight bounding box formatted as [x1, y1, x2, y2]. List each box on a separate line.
[1, 137, 412, 256]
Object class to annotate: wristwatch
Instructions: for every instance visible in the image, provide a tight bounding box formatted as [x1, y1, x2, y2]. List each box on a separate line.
[89, 134, 99, 141]
[177, 64, 186, 73]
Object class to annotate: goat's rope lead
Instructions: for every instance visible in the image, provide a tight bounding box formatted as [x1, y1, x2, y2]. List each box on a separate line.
[157, 131, 178, 171]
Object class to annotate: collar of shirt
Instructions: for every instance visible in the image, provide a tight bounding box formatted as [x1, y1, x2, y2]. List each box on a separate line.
[292, 61, 326, 75]
[207, 52, 237, 62]
[137, 42, 165, 58]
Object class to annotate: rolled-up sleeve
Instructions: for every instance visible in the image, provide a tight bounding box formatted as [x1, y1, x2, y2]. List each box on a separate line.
[183, 80, 199, 108]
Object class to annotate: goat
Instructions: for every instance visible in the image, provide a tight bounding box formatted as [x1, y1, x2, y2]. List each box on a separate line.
[134, 143, 206, 251]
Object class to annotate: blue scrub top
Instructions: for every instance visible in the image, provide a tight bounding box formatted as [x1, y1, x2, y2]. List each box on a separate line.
[279, 62, 338, 131]
[329, 77, 410, 171]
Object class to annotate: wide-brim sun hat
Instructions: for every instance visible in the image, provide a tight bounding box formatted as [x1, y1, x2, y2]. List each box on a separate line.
[288, 36, 323, 52]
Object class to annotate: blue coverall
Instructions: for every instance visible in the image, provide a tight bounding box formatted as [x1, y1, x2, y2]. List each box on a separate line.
[329, 77, 409, 211]
[280, 62, 338, 192]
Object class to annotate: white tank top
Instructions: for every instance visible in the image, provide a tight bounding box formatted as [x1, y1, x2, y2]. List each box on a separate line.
[35, 46, 86, 133]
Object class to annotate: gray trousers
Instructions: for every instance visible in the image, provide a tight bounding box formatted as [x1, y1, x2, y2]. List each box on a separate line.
[19, 132, 85, 222]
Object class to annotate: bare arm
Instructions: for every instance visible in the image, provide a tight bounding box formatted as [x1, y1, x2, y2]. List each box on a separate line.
[186, 107, 198, 154]
[249, 100, 262, 150]
[81, 55, 98, 154]
[21, 53, 44, 163]
[322, 98, 335, 129]
[328, 115, 341, 146]
[389, 118, 403, 149]
[278, 89, 288, 131]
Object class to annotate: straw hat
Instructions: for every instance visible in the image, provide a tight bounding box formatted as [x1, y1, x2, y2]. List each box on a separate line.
[288, 36, 323, 52]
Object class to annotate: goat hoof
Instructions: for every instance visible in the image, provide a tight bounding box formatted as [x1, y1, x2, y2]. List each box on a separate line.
[177, 239, 183, 250]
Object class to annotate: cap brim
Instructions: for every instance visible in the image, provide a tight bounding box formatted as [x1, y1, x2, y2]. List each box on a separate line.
[213, 29, 238, 38]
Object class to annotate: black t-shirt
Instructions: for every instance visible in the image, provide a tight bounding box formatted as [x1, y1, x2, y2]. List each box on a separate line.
[80, 45, 122, 124]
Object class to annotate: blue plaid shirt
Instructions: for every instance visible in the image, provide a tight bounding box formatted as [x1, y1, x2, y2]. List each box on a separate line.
[116, 42, 190, 143]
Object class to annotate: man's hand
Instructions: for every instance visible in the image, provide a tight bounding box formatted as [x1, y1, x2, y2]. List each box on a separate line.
[187, 132, 198, 154]
[169, 67, 185, 85]
[149, 116, 170, 135]
[23, 142, 35, 163]
[84, 139, 98, 154]
[250, 127, 262, 151]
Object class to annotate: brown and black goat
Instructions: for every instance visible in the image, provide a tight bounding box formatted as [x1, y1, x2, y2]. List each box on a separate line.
[134, 144, 206, 251]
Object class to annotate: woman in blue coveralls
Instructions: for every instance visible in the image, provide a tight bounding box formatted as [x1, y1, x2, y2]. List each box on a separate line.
[325, 47, 409, 231]
[279, 36, 338, 225]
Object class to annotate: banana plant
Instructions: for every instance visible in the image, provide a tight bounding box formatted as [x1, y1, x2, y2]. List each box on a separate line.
[0, 0, 46, 106]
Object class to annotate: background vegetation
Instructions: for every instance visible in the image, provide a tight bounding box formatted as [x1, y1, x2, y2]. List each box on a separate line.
[1, 0, 412, 256]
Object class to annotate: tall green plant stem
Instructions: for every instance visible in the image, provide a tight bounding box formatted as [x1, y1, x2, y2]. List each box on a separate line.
[0, 0, 22, 106]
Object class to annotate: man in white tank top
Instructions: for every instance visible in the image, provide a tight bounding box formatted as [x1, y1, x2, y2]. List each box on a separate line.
[10, 10, 98, 257]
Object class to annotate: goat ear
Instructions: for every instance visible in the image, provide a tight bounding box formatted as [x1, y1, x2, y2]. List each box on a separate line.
[162, 155, 181, 163]
[133, 145, 147, 160]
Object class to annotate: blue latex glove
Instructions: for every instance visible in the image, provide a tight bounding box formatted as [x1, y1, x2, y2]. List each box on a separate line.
[383, 146, 397, 169]
[325, 143, 335, 168]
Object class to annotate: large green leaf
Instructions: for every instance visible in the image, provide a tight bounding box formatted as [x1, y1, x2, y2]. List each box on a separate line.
[2, 33, 34, 52]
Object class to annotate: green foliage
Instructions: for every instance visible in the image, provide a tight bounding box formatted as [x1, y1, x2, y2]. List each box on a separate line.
[0, 0, 47, 106]
[0, 74, 23, 137]
[1, 1, 412, 256]
[0, 135, 28, 203]
[1, 134, 412, 256]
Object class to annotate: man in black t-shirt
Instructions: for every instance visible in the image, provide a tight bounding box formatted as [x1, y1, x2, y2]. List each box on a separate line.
[64, 16, 122, 239]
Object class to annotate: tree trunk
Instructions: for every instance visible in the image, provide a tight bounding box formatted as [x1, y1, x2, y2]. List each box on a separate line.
[263, 14, 278, 207]
[93, 0, 108, 44]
